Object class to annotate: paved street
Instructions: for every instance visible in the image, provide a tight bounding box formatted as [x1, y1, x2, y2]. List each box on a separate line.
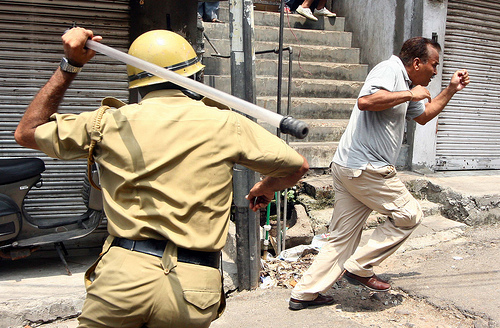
[1, 171, 499, 328]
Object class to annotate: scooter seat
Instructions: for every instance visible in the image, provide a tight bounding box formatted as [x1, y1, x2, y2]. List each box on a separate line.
[0, 158, 45, 185]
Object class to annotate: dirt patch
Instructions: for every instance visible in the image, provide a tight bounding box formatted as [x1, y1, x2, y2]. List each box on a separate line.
[259, 254, 477, 328]
[326, 279, 476, 328]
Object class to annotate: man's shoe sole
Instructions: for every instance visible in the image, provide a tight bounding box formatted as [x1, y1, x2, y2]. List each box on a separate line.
[343, 274, 390, 292]
[288, 300, 308, 311]
[288, 296, 335, 311]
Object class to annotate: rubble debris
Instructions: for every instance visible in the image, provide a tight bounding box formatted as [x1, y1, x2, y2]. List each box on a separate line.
[260, 252, 317, 289]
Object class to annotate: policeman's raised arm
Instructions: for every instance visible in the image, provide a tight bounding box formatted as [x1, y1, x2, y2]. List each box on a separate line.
[15, 28, 101, 149]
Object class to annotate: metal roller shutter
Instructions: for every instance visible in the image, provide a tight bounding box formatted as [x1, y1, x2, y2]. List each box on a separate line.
[436, 0, 500, 170]
[0, 0, 129, 220]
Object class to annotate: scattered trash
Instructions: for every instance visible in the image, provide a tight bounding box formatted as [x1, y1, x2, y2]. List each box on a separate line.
[260, 252, 316, 289]
[259, 233, 331, 289]
[452, 256, 464, 260]
[260, 275, 277, 289]
[278, 244, 319, 262]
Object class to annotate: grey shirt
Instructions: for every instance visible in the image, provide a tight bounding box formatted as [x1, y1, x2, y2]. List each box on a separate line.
[333, 55, 425, 169]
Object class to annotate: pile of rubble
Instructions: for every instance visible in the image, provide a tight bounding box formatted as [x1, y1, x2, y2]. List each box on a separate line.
[260, 248, 318, 289]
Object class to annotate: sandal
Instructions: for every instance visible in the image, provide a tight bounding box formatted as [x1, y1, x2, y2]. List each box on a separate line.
[211, 18, 224, 23]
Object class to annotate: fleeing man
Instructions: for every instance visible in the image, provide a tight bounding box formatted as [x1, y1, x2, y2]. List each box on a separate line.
[289, 36, 469, 310]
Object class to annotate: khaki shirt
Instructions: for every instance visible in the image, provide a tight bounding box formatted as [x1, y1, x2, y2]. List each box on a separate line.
[35, 89, 303, 251]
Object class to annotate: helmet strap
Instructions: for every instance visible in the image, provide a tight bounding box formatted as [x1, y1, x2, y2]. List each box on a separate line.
[181, 89, 203, 100]
[138, 80, 202, 100]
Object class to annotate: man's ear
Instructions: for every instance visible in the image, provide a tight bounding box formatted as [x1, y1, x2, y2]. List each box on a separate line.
[413, 57, 421, 71]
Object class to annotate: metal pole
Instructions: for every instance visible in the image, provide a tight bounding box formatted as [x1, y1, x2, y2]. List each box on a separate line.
[275, 0, 286, 255]
[229, 0, 259, 291]
[282, 48, 294, 251]
[276, 191, 282, 253]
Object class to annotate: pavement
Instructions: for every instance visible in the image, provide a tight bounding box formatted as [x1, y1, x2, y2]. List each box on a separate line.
[0, 170, 499, 328]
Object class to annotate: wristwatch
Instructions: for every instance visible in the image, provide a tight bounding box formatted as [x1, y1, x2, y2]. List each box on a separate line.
[59, 57, 83, 74]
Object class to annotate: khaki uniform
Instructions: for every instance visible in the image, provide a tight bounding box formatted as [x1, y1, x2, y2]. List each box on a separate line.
[35, 89, 303, 327]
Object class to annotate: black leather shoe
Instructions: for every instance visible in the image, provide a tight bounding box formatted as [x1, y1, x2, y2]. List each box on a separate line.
[343, 270, 391, 292]
[288, 294, 335, 310]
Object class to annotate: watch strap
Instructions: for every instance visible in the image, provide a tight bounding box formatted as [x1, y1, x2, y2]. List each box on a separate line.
[60, 57, 83, 74]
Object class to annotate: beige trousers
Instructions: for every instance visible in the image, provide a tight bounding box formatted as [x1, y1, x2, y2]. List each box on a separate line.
[291, 163, 422, 301]
[78, 236, 222, 328]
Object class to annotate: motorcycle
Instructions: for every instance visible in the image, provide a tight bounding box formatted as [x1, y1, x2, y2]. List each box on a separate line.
[0, 157, 105, 275]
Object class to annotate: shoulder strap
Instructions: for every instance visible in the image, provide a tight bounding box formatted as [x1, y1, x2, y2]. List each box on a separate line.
[87, 97, 126, 190]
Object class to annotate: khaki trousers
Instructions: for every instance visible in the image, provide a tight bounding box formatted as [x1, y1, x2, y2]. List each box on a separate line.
[291, 163, 422, 301]
[78, 236, 222, 328]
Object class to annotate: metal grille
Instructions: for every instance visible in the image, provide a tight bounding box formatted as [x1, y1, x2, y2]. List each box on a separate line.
[0, 0, 129, 219]
[437, 0, 500, 170]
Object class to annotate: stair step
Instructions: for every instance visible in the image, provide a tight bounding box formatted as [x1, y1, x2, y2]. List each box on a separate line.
[203, 24, 352, 47]
[260, 119, 349, 142]
[202, 40, 361, 63]
[200, 5, 368, 170]
[203, 57, 368, 80]
[289, 141, 337, 168]
[256, 97, 355, 119]
[298, 119, 349, 142]
[288, 142, 410, 169]
[215, 7, 346, 32]
[205, 75, 363, 98]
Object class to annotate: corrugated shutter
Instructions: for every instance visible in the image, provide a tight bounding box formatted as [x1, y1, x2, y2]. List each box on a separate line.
[0, 0, 129, 221]
[436, 0, 500, 170]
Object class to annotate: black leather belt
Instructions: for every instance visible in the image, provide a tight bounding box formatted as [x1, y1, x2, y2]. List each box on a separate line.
[111, 237, 221, 269]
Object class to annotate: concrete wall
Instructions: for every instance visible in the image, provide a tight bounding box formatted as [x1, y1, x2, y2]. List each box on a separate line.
[129, 0, 199, 44]
[330, 0, 417, 69]
[412, 0, 449, 173]
[128, 0, 199, 102]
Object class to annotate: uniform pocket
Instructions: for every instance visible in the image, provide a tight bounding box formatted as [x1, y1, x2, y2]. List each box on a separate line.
[184, 290, 221, 310]
[382, 191, 411, 211]
[84, 236, 114, 288]
[176, 262, 222, 310]
[382, 191, 422, 228]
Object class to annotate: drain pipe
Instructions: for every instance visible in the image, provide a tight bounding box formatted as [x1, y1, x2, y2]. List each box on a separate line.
[282, 46, 294, 253]
[263, 203, 272, 259]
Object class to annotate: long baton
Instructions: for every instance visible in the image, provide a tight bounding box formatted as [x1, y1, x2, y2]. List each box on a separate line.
[86, 40, 309, 139]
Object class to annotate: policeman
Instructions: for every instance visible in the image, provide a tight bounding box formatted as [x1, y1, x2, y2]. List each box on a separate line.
[15, 27, 308, 328]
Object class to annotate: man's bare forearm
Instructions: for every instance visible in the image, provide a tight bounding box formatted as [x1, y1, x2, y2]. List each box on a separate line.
[259, 164, 308, 193]
[15, 27, 101, 150]
[246, 156, 309, 212]
[357, 90, 413, 111]
[15, 68, 76, 149]
[414, 69, 469, 125]
[413, 85, 456, 125]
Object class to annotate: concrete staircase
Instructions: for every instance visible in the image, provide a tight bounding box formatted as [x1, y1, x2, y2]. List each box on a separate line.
[200, 4, 367, 168]
[292, 174, 469, 248]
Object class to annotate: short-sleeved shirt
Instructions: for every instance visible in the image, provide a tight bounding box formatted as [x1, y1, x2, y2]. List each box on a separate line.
[35, 89, 303, 251]
[333, 55, 425, 169]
